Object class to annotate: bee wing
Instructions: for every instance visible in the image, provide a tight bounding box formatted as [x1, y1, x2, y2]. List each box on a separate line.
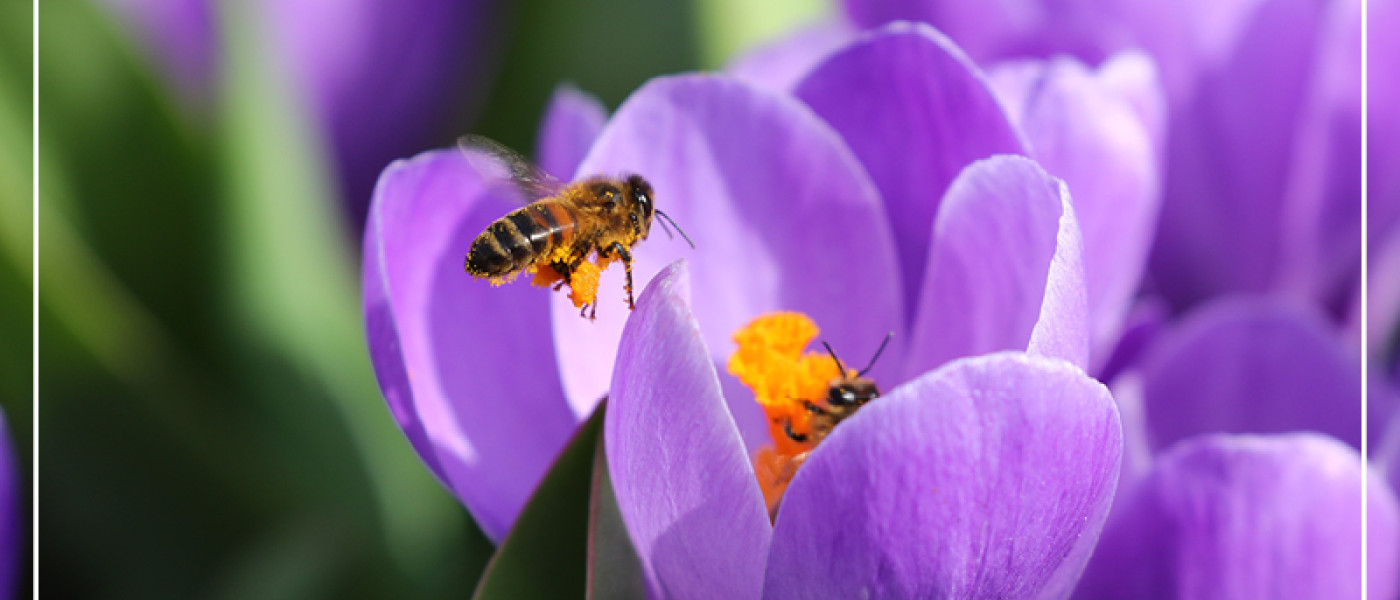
[457, 134, 566, 202]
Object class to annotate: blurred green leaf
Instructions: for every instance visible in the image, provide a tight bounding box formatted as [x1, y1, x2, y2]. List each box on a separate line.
[218, 0, 482, 579]
[586, 417, 647, 600]
[473, 404, 604, 600]
[466, 0, 700, 156]
[693, 0, 833, 68]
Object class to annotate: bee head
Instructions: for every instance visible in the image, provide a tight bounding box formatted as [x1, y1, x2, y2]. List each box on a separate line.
[626, 174, 655, 235]
[826, 378, 879, 408]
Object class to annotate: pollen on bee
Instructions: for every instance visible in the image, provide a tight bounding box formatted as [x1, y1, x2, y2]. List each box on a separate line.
[727, 312, 848, 517]
[565, 260, 602, 308]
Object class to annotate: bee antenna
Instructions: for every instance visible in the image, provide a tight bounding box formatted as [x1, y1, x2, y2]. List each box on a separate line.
[857, 333, 894, 377]
[655, 209, 695, 249]
[821, 341, 847, 375]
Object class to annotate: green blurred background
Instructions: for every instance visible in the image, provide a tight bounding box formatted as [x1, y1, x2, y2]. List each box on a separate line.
[29, 0, 827, 597]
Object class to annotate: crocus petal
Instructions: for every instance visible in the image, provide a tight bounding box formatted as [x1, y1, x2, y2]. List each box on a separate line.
[904, 155, 1088, 380]
[988, 54, 1162, 363]
[793, 21, 1027, 315]
[1369, 232, 1400, 357]
[1136, 296, 1361, 451]
[765, 352, 1121, 600]
[535, 84, 608, 180]
[1371, 0, 1400, 245]
[606, 261, 771, 600]
[1149, 0, 1331, 308]
[1073, 433, 1400, 599]
[364, 149, 577, 542]
[551, 74, 902, 432]
[726, 21, 857, 93]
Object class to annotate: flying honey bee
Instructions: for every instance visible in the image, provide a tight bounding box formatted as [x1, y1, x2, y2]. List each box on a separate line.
[459, 135, 693, 319]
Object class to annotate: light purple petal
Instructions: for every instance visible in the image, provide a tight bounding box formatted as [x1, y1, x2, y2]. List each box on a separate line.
[1136, 296, 1361, 451]
[605, 261, 771, 600]
[840, 0, 1137, 68]
[363, 149, 577, 542]
[904, 155, 1088, 380]
[1149, 0, 1331, 308]
[765, 352, 1121, 600]
[535, 84, 608, 181]
[989, 55, 1162, 365]
[257, 0, 499, 230]
[1372, 0, 1400, 246]
[1096, 51, 1169, 168]
[1073, 433, 1400, 600]
[1271, 0, 1362, 310]
[551, 74, 903, 439]
[725, 21, 857, 93]
[793, 22, 1027, 316]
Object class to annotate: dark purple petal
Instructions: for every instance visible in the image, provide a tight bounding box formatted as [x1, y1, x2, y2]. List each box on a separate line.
[726, 21, 857, 93]
[904, 155, 1088, 380]
[765, 352, 1121, 599]
[257, 0, 499, 231]
[551, 74, 903, 444]
[535, 84, 608, 180]
[1149, 0, 1332, 308]
[606, 261, 770, 600]
[1136, 296, 1361, 451]
[1073, 433, 1399, 599]
[793, 22, 1027, 316]
[364, 149, 577, 542]
[988, 55, 1162, 364]
[1094, 297, 1168, 382]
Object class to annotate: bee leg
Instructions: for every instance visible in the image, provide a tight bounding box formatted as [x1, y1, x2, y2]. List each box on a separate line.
[801, 400, 828, 416]
[609, 242, 635, 310]
[782, 419, 808, 443]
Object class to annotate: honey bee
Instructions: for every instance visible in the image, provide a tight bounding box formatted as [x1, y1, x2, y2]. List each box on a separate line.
[760, 333, 891, 520]
[459, 135, 692, 318]
[781, 334, 892, 446]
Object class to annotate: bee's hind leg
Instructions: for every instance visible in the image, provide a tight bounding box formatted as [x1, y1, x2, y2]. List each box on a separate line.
[608, 242, 636, 310]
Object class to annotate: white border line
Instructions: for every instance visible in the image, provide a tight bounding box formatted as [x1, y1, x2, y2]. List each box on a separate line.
[1361, 0, 1370, 597]
[31, 0, 39, 595]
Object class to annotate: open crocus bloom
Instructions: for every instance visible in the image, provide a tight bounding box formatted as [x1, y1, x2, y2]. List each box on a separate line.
[606, 262, 1123, 598]
[365, 22, 1120, 543]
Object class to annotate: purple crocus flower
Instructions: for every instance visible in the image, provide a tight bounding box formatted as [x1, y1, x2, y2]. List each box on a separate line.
[606, 262, 1122, 598]
[97, 0, 499, 229]
[364, 23, 1125, 544]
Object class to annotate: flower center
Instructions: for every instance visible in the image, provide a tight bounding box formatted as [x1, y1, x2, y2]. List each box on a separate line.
[727, 312, 878, 519]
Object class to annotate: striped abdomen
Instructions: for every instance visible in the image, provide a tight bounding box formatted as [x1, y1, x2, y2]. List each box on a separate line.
[465, 200, 578, 277]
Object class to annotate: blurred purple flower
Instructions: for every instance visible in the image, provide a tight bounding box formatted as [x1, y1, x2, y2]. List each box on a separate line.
[97, 0, 500, 231]
[836, 0, 1362, 315]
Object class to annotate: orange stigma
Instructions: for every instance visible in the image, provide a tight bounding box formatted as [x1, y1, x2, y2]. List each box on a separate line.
[727, 312, 852, 517]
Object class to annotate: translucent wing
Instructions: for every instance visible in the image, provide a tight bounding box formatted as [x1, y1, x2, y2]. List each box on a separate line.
[457, 134, 565, 201]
